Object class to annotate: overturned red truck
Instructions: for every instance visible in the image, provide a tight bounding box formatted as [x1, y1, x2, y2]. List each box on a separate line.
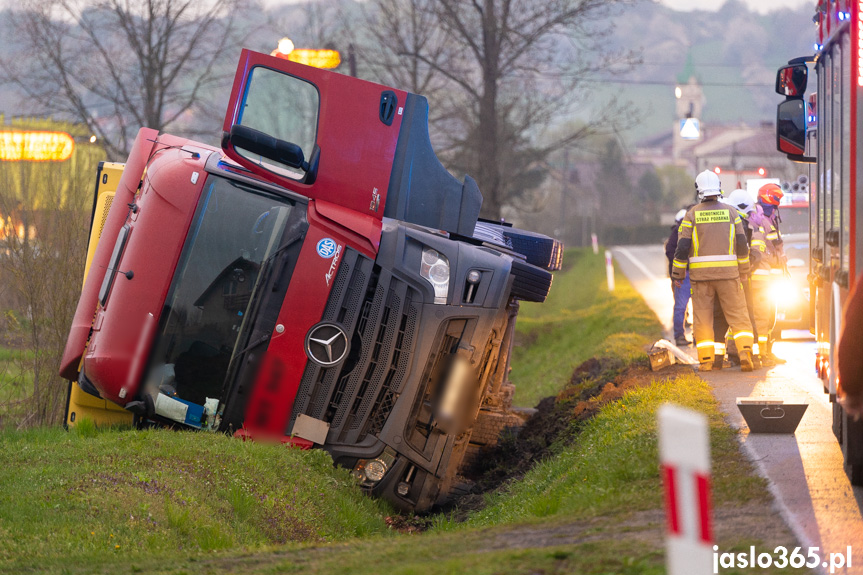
[60, 49, 562, 512]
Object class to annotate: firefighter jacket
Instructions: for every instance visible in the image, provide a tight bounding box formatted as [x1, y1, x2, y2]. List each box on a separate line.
[748, 221, 776, 279]
[764, 215, 786, 269]
[672, 199, 750, 281]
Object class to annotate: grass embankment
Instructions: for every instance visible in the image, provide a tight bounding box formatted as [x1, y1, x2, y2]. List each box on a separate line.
[0, 248, 800, 574]
[0, 423, 392, 571]
[510, 249, 662, 406]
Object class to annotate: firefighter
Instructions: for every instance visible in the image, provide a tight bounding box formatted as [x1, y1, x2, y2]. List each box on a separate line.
[739, 196, 777, 367]
[665, 207, 692, 346]
[713, 189, 760, 369]
[757, 183, 786, 262]
[756, 183, 788, 365]
[672, 171, 755, 372]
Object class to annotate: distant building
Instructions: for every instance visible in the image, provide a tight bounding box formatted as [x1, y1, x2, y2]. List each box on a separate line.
[635, 57, 797, 192]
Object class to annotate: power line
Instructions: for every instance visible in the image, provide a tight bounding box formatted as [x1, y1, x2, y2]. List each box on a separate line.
[577, 78, 773, 87]
[519, 74, 772, 87]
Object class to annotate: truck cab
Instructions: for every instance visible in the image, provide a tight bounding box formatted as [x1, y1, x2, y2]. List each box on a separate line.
[60, 50, 561, 512]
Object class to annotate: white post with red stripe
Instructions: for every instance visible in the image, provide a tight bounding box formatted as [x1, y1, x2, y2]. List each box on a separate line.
[605, 250, 615, 291]
[658, 404, 713, 575]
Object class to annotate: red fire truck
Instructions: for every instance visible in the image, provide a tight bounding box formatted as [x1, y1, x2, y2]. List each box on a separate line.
[775, 0, 863, 482]
[60, 49, 562, 512]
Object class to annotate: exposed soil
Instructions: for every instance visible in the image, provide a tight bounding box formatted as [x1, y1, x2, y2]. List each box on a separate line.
[457, 359, 694, 493]
[385, 358, 696, 532]
[370, 356, 799, 569]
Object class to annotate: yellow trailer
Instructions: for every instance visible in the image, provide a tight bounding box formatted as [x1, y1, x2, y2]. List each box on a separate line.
[63, 161, 133, 428]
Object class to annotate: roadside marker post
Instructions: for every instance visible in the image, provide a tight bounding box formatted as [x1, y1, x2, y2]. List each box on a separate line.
[605, 250, 615, 292]
[658, 404, 713, 575]
[591, 233, 599, 254]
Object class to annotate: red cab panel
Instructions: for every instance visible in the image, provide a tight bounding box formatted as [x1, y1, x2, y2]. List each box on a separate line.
[82, 141, 217, 405]
[60, 128, 159, 380]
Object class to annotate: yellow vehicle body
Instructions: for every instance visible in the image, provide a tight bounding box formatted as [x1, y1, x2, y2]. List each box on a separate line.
[64, 161, 134, 428]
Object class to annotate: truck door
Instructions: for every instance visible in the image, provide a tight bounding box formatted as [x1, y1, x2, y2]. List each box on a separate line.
[221, 49, 406, 219]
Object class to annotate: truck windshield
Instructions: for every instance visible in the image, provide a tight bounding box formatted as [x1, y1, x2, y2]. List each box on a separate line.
[144, 175, 304, 427]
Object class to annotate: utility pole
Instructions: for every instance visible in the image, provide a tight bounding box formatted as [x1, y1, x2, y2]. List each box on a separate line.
[561, 147, 568, 243]
[348, 44, 357, 77]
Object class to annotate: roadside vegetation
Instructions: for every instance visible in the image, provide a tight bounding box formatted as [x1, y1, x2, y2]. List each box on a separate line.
[510, 248, 662, 406]
[0, 249, 803, 574]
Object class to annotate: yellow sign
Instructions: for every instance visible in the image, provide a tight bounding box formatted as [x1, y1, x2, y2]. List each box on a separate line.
[286, 49, 342, 69]
[695, 209, 730, 224]
[0, 131, 75, 162]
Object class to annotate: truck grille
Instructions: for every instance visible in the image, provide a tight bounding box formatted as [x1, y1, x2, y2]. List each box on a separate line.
[288, 248, 419, 444]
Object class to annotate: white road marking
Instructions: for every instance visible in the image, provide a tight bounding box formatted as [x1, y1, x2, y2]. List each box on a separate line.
[614, 247, 660, 281]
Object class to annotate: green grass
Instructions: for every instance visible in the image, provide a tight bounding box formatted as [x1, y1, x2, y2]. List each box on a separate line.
[0, 426, 393, 572]
[511, 249, 663, 406]
[459, 373, 770, 528]
[0, 247, 801, 574]
[12, 372, 794, 575]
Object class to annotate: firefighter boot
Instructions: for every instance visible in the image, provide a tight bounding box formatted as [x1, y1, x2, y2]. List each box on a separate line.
[713, 354, 725, 370]
[740, 349, 755, 372]
[758, 354, 774, 368]
[699, 361, 713, 372]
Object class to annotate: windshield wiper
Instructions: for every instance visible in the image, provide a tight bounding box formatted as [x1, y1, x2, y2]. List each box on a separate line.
[268, 230, 305, 293]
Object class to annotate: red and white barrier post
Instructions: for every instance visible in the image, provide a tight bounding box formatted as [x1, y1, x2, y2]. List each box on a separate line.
[605, 250, 615, 292]
[658, 404, 713, 575]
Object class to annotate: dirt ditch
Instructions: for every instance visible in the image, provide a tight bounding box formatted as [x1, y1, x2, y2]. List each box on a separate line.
[386, 358, 695, 531]
[385, 357, 799, 561]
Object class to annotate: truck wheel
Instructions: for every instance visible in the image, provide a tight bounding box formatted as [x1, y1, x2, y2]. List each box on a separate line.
[510, 259, 552, 303]
[503, 228, 563, 271]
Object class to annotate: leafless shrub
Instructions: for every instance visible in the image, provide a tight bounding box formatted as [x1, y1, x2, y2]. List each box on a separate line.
[0, 125, 100, 427]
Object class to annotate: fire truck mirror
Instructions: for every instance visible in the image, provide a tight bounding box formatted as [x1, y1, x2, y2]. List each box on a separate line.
[777, 99, 807, 157]
[776, 63, 807, 97]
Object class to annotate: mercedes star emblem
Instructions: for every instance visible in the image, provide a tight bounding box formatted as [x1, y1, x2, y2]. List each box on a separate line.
[305, 323, 349, 367]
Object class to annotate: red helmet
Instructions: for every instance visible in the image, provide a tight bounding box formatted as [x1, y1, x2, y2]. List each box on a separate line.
[757, 183, 783, 206]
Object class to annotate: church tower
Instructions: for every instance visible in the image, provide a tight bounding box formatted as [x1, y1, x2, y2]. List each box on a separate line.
[673, 51, 705, 160]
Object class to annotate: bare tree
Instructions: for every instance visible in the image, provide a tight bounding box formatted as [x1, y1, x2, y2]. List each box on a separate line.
[357, 0, 637, 220]
[3, 0, 241, 160]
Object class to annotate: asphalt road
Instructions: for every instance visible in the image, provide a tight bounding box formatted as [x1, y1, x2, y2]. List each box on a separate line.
[612, 244, 863, 575]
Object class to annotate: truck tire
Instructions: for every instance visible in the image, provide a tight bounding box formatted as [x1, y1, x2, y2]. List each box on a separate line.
[510, 259, 552, 303]
[841, 404, 863, 486]
[503, 228, 563, 271]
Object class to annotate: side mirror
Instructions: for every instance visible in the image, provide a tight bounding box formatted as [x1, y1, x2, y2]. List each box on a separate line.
[228, 125, 309, 171]
[776, 63, 808, 98]
[776, 99, 815, 163]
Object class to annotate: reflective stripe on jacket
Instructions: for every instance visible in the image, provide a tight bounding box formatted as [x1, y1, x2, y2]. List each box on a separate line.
[672, 199, 749, 281]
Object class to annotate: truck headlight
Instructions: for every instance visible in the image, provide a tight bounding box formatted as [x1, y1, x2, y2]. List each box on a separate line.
[364, 459, 387, 482]
[771, 279, 798, 306]
[421, 248, 449, 304]
[352, 447, 396, 487]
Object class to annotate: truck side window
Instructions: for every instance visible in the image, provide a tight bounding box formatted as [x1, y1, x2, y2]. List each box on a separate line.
[236, 66, 319, 180]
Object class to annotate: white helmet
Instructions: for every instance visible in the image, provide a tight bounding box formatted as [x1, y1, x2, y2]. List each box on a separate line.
[723, 188, 755, 216]
[675, 208, 687, 223]
[695, 170, 722, 201]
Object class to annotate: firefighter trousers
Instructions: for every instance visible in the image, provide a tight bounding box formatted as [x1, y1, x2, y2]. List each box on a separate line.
[692, 279, 754, 365]
[713, 278, 756, 360]
[751, 277, 776, 355]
